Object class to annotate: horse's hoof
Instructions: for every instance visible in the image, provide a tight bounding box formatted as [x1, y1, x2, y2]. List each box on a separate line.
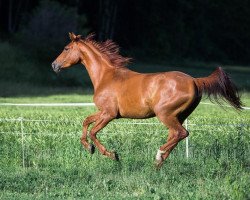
[155, 159, 163, 170]
[111, 151, 119, 161]
[88, 144, 95, 154]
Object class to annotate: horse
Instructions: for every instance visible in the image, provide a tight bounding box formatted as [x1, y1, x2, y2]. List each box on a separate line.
[52, 33, 243, 168]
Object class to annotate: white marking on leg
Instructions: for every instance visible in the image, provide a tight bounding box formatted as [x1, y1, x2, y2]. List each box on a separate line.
[156, 149, 166, 161]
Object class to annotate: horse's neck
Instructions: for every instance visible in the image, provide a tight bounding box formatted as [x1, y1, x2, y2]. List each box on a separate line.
[79, 43, 114, 91]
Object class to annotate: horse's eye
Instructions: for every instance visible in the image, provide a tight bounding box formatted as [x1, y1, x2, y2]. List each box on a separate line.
[64, 47, 69, 51]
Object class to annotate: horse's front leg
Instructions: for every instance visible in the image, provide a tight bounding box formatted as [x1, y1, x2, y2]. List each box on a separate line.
[89, 112, 119, 161]
[81, 112, 101, 153]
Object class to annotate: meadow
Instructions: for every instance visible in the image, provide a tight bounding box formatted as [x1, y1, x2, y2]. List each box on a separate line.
[0, 93, 250, 199]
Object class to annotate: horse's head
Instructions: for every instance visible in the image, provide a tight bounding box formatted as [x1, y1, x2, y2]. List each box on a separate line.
[52, 33, 82, 73]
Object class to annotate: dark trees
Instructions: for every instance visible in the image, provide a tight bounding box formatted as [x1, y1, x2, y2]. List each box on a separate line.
[0, 0, 250, 63]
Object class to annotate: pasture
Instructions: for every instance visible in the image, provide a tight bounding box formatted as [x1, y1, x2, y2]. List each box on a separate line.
[0, 93, 249, 199]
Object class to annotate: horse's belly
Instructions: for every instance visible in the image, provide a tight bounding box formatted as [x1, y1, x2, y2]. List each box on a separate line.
[118, 103, 155, 119]
[119, 110, 155, 119]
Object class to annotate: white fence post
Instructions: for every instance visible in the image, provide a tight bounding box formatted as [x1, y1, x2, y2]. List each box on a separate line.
[19, 117, 25, 168]
[185, 119, 189, 158]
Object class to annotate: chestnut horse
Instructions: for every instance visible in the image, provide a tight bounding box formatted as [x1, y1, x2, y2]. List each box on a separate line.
[52, 33, 242, 168]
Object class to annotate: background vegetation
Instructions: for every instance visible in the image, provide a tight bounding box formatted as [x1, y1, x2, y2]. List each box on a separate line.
[0, 0, 250, 94]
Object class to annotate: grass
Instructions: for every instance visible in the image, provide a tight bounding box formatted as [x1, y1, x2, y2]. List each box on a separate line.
[0, 93, 250, 199]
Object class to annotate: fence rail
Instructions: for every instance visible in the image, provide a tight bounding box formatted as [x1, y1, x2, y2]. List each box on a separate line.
[0, 102, 250, 109]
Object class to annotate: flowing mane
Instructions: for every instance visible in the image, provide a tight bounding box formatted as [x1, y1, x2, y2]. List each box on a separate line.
[83, 33, 132, 68]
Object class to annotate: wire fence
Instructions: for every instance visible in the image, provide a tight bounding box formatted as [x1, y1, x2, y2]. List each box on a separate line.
[1, 116, 249, 168]
[0, 102, 250, 169]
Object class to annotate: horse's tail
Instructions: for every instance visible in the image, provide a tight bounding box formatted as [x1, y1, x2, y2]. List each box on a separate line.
[194, 67, 243, 110]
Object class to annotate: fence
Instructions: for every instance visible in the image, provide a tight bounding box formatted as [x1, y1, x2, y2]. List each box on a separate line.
[0, 102, 250, 168]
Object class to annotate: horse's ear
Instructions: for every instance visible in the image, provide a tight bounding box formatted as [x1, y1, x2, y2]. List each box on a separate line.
[69, 32, 76, 41]
[76, 35, 82, 40]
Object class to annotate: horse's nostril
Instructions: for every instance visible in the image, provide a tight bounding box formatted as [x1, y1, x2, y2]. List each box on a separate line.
[52, 62, 57, 70]
[51, 62, 61, 73]
[52, 62, 56, 68]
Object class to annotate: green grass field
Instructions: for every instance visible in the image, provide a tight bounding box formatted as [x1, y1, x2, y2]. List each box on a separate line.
[0, 93, 250, 199]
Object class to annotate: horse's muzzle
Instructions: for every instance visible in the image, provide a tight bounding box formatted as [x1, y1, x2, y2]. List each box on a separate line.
[52, 62, 61, 73]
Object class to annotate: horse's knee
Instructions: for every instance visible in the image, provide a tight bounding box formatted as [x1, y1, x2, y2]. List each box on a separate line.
[178, 129, 189, 139]
[173, 129, 188, 140]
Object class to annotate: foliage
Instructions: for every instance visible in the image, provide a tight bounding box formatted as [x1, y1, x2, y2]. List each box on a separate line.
[0, 41, 92, 93]
[0, 42, 43, 83]
[0, 39, 249, 95]
[1, 0, 250, 63]
[117, 0, 250, 64]
[0, 1, 91, 90]
[16, 0, 88, 61]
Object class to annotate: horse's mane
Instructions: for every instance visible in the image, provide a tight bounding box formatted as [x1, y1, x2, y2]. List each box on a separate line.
[82, 33, 132, 68]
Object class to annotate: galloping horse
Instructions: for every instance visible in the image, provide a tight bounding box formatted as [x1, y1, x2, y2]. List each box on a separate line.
[52, 33, 242, 168]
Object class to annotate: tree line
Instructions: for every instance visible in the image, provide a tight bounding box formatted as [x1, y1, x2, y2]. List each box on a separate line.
[0, 0, 250, 64]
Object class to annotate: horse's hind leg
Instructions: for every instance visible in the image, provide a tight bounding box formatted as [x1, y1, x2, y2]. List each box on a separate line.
[155, 115, 188, 169]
